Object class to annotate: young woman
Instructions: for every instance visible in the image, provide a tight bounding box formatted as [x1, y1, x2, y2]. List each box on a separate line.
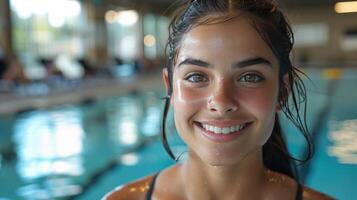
[105, 0, 334, 199]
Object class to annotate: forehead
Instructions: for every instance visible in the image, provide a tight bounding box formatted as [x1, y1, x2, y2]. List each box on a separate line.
[178, 16, 278, 66]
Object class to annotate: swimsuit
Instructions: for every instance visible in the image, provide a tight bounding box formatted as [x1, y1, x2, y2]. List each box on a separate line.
[145, 172, 304, 200]
[145, 173, 159, 200]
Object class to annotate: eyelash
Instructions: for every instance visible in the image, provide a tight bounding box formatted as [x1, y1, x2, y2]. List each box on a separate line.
[184, 73, 208, 83]
[239, 73, 265, 83]
[184, 72, 265, 84]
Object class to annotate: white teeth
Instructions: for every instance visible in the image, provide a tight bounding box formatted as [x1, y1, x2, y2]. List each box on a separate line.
[222, 127, 230, 134]
[215, 127, 222, 134]
[202, 123, 246, 135]
[207, 125, 212, 132]
[230, 126, 235, 132]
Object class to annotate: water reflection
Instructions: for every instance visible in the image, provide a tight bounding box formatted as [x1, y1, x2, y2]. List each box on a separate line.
[120, 153, 139, 166]
[141, 105, 161, 136]
[107, 92, 162, 146]
[118, 119, 139, 146]
[328, 119, 357, 164]
[107, 96, 142, 146]
[16, 178, 82, 199]
[0, 90, 165, 199]
[13, 107, 85, 180]
[141, 92, 161, 137]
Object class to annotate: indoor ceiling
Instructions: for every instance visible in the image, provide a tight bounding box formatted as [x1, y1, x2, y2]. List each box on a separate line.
[100, 0, 338, 14]
[139, 0, 337, 8]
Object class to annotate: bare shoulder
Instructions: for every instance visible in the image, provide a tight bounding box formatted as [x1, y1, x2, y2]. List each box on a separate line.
[302, 186, 335, 200]
[265, 170, 334, 200]
[103, 175, 156, 200]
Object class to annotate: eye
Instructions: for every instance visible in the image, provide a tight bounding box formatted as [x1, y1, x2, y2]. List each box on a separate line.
[185, 73, 208, 83]
[239, 73, 264, 83]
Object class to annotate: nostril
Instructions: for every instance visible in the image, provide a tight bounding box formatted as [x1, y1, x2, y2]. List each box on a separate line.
[226, 108, 234, 112]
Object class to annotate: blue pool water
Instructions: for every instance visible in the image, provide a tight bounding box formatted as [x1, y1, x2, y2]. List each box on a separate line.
[0, 68, 356, 199]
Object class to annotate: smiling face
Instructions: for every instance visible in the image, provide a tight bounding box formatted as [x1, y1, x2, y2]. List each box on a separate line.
[164, 16, 281, 166]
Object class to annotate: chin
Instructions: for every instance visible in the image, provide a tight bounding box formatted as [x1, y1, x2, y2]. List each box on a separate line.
[197, 144, 263, 167]
[208, 160, 236, 167]
[206, 157, 245, 167]
[200, 151, 246, 167]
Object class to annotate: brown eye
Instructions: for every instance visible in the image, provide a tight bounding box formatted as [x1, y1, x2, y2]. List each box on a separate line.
[239, 73, 264, 83]
[185, 73, 208, 83]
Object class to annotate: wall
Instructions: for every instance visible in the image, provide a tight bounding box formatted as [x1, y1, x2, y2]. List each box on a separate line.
[287, 5, 357, 66]
[0, 0, 13, 57]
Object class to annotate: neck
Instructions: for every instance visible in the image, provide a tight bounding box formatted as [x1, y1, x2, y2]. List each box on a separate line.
[180, 148, 267, 199]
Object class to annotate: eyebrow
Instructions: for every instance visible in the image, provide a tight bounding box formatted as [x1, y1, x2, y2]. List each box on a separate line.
[177, 57, 272, 68]
[233, 57, 272, 68]
[178, 58, 211, 68]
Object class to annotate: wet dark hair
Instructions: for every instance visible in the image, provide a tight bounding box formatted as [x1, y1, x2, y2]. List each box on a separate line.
[161, 0, 313, 180]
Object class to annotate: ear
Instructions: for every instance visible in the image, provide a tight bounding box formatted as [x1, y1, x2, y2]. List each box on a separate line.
[162, 68, 170, 95]
[276, 73, 290, 112]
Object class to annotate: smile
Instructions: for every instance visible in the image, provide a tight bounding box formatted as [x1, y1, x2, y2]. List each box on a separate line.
[194, 121, 252, 143]
[201, 123, 246, 134]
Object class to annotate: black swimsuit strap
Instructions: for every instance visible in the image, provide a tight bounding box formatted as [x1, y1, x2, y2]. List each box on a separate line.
[296, 183, 303, 200]
[145, 173, 160, 200]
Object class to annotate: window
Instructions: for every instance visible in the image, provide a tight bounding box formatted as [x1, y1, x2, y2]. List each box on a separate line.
[292, 23, 329, 47]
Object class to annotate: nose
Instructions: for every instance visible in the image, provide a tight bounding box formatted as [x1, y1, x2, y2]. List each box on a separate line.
[207, 81, 238, 115]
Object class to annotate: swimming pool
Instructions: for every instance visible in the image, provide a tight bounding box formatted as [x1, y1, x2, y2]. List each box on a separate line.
[0, 68, 356, 199]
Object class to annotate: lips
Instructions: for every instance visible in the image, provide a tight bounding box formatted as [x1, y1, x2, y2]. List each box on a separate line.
[194, 121, 252, 143]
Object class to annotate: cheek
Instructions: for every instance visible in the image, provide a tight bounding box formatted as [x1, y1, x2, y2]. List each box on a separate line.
[172, 80, 210, 115]
[174, 80, 211, 105]
[239, 87, 278, 145]
[240, 86, 278, 118]
[172, 81, 201, 128]
[172, 85, 199, 144]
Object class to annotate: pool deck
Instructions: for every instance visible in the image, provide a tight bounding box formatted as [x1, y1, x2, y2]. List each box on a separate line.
[0, 72, 163, 115]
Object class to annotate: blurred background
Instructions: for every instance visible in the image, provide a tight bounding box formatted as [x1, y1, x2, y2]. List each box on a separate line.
[0, 0, 356, 199]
